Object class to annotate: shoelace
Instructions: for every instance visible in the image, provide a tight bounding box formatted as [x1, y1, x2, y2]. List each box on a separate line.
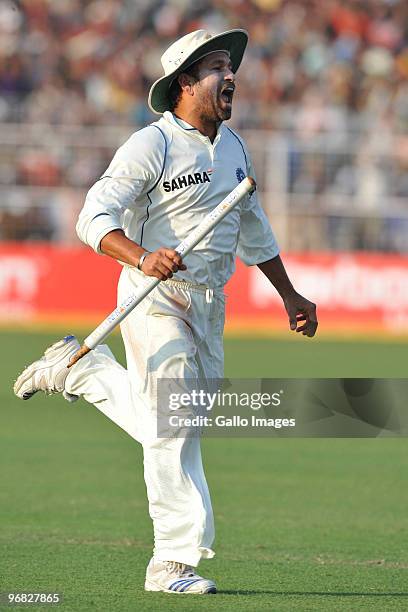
[40, 371, 61, 396]
[164, 561, 195, 577]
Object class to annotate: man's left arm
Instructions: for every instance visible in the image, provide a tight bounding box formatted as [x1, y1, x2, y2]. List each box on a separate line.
[235, 141, 317, 337]
[237, 203, 318, 336]
[257, 255, 318, 337]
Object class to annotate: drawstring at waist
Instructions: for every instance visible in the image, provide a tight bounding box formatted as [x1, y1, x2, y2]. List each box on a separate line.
[127, 266, 222, 304]
[165, 277, 217, 303]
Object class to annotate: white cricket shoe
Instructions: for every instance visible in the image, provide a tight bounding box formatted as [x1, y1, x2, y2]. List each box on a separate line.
[145, 558, 217, 594]
[13, 335, 80, 401]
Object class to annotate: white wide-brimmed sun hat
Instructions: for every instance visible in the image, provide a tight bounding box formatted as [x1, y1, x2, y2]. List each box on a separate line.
[148, 29, 248, 115]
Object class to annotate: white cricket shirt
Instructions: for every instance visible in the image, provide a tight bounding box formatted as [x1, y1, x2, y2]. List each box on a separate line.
[76, 111, 279, 288]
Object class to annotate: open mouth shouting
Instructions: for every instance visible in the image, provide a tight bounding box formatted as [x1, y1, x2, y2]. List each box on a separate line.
[220, 83, 235, 108]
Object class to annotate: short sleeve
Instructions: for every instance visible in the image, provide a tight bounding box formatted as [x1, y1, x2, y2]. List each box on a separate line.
[76, 125, 166, 252]
[236, 145, 279, 265]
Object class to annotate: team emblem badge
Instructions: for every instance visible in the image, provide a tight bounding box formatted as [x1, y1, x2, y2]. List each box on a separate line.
[236, 167, 245, 183]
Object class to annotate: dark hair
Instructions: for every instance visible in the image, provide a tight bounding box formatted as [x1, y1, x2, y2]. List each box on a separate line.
[167, 61, 201, 112]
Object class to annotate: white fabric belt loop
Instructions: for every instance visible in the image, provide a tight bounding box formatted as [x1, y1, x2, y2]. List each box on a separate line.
[205, 288, 214, 304]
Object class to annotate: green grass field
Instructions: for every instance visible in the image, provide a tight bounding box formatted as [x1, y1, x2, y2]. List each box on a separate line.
[1, 330, 408, 611]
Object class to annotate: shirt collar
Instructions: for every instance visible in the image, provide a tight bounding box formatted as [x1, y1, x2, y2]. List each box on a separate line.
[165, 112, 197, 131]
[163, 111, 225, 144]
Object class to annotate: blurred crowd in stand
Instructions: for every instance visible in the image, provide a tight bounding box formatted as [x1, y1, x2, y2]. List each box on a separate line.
[1, 0, 407, 130]
[0, 0, 407, 251]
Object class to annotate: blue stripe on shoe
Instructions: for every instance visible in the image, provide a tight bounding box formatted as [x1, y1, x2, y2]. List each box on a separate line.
[168, 579, 191, 591]
[179, 579, 203, 592]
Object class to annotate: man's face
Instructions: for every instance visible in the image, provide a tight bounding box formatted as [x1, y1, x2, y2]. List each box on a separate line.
[192, 51, 236, 122]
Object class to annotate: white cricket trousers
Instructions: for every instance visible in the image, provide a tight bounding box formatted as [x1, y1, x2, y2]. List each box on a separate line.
[65, 265, 225, 567]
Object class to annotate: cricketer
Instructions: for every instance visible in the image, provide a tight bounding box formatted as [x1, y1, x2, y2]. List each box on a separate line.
[14, 29, 317, 594]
